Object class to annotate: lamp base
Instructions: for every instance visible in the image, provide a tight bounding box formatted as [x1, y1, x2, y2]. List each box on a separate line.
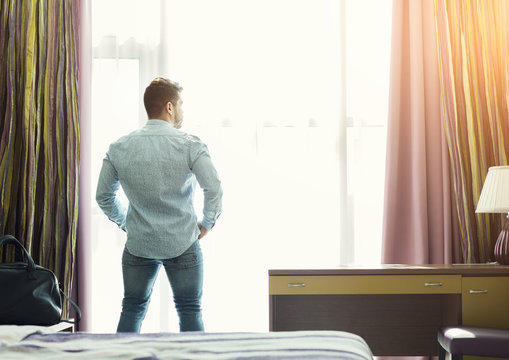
[494, 219, 509, 265]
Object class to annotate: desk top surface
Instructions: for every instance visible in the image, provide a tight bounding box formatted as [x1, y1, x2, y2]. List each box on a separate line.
[269, 264, 509, 276]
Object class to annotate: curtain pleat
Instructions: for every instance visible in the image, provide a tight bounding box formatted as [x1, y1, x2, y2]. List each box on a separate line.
[0, 0, 79, 317]
[382, 0, 458, 265]
[435, 0, 509, 263]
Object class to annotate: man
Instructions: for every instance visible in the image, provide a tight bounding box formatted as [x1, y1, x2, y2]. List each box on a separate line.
[96, 77, 222, 333]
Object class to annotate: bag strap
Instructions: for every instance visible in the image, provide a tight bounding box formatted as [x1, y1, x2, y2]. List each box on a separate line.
[0, 234, 36, 272]
[59, 289, 82, 324]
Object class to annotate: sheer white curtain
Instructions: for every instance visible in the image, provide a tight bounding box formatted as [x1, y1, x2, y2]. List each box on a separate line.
[89, 0, 391, 333]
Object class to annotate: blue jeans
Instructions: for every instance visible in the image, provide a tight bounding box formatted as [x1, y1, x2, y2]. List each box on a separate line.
[116, 241, 203, 333]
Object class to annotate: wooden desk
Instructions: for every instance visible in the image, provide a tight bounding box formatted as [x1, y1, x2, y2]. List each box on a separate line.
[269, 265, 509, 356]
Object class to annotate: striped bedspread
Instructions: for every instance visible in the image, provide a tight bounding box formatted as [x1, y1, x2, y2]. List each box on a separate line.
[0, 329, 373, 360]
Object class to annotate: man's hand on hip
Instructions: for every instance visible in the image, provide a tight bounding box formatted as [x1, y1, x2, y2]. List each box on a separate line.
[198, 222, 209, 239]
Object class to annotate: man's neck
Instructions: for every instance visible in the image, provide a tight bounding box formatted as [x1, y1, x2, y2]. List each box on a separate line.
[149, 116, 175, 127]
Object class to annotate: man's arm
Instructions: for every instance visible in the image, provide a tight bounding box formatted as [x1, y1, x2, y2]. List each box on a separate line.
[191, 142, 223, 233]
[96, 153, 127, 231]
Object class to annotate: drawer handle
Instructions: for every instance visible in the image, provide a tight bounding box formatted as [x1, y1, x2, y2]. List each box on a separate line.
[287, 283, 306, 287]
[424, 282, 443, 287]
[469, 290, 489, 294]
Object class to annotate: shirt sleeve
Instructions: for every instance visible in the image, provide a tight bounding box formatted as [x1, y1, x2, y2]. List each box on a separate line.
[96, 152, 127, 231]
[189, 140, 223, 230]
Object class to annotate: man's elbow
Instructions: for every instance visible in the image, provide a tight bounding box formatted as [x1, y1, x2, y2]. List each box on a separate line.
[211, 183, 223, 202]
[216, 183, 223, 199]
[203, 183, 223, 206]
[96, 191, 111, 209]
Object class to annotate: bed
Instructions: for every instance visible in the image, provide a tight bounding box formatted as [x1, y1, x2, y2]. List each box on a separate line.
[0, 326, 373, 360]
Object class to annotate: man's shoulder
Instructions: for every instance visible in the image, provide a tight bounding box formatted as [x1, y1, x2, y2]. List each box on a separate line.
[184, 133, 203, 144]
[107, 127, 206, 153]
[184, 133, 211, 154]
[110, 129, 141, 145]
[105, 129, 146, 156]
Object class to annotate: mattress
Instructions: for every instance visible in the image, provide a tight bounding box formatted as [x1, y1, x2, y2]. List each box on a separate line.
[0, 326, 373, 360]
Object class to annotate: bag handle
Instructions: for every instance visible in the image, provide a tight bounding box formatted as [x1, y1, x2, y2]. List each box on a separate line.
[0, 234, 37, 272]
[59, 289, 82, 324]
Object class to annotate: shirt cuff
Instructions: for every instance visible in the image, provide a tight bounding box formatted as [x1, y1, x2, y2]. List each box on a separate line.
[200, 218, 214, 230]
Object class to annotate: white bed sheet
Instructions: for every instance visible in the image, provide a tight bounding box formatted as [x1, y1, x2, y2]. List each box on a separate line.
[0, 326, 373, 360]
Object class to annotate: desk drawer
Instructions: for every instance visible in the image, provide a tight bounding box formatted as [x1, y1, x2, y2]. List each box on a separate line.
[269, 275, 462, 295]
[462, 276, 509, 328]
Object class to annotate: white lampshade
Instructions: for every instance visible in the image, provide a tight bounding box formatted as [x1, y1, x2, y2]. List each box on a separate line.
[476, 166, 509, 213]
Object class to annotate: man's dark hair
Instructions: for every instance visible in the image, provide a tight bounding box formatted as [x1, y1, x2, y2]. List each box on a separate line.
[143, 77, 183, 119]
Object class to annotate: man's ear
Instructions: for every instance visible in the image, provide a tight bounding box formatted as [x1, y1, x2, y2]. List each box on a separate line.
[167, 101, 173, 114]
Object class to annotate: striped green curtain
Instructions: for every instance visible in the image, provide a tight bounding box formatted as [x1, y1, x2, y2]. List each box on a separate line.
[0, 0, 79, 315]
[434, 0, 509, 263]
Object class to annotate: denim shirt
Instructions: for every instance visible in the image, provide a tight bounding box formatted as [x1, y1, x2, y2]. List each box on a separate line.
[96, 120, 222, 259]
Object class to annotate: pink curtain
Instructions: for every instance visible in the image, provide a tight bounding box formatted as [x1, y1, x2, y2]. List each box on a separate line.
[382, 0, 461, 264]
[75, 0, 92, 331]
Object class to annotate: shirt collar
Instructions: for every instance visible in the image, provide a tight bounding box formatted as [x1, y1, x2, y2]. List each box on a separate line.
[146, 119, 171, 126]
[144, 119, 183, 136]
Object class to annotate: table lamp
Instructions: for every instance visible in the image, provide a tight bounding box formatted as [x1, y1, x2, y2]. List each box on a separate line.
[476, 166, 509, 264]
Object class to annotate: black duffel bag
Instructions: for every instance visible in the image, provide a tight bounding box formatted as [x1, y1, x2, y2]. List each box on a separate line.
[0, 234, 80, 326]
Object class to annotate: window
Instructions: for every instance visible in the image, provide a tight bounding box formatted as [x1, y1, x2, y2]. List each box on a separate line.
[90, 0, 392, 333]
